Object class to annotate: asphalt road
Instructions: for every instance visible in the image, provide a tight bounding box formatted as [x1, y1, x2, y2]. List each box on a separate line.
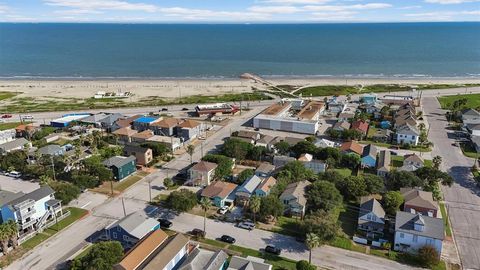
[422, 97, 480, 270]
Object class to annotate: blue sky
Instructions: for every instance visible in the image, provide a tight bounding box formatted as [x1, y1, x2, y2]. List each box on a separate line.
[0, 0, 479, 23]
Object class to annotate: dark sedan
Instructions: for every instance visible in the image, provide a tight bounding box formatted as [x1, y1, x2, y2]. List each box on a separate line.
[158, 218, 172, 228]
[220, 235, 236, 244]
[265, 245, 281, 255]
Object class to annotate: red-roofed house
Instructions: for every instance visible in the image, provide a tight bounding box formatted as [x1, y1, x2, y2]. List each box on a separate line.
[351, 120, 369, 137]
[340, 141, 363, 155]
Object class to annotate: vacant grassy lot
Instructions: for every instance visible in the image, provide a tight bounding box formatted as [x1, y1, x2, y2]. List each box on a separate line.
[438, 93, 480, 110]
[0, 122, 23, 130]
[93, 171, 150, 195]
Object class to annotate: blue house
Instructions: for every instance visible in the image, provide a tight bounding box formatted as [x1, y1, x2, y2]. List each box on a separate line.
[380, 121, 392, 129]
[132, 116, 160, 131]
[235, 175, 263, 205]
[105, 211, 160, 249]
[361, 93, 378, 105]
[254, 176, 277, 197]
[361, 144, 378, 168]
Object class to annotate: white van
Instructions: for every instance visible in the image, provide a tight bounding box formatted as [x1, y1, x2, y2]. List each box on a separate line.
[238, 221, 255, 230]
[7, 171, 22, 178]
[22, 115, 34, 120]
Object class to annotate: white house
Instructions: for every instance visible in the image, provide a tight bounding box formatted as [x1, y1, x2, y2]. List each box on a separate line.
[396, 124, 420, 146]
[188, 161, 218, 186]
[394, 212, 444, 255]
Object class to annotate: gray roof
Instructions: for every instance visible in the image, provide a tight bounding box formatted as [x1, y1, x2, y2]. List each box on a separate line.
[359, 196, 385, 219]
[395, 211, 444, 240]
[376, 150, 391, 171]
[0, 138, 30, 152]
[38, 144, 64, 155]
[462, 108, 480, 117]
[362, 144, 378, 159]
[472, 135, 480, 149]
[103, 155, 136, 168]
[279, 180, 310, 207]
[178, 249, 228, 270]
[100, 113, 124, 125]
[124, 145, 150, 154]
[333, 121, 351, 130]
[237, 175, 263, 194]
[8, 186, 55, 207]
[106, 211, 159, 239]
[0, 190, 24, 206]
[80, 113, 108, 123]
[283, 137, 304, 146]
[227, 256, 272, 270]
[396, 123, 420, 136]
[256, 135, 274, 145]
[400, 187, 437, 210]
[255, 162, 275, 174]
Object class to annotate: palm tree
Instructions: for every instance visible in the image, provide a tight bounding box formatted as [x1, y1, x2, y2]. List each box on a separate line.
[249, 196, 261, 224]
[186, 145, 195, 165]
[5, 220, 18, 250]
[199, 197, 212, 236]
[433, 155, 442, 170]
[305, 233, 320, 264]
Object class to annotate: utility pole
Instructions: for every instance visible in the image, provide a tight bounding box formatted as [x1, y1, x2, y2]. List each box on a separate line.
[110, 180, 114, 196]
[148, 179, 152, 203]
[121, 197, 127, 217]
[51, 156, 56, 181]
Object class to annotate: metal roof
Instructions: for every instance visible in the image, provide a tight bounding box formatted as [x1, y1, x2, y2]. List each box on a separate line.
[395, 211, 444, 240]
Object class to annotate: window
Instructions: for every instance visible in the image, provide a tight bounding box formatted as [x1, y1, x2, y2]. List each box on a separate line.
[426, 238, 433, 245]
[413, 235, 418, 243]
[400, 233, 404, 238]
[123, 235, 129, 241]
[112, 232, 117, 239]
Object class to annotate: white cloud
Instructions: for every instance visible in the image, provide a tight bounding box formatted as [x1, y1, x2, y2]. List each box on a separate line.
[53, 9, 103, 15]
[304, 3, 392, 12]
[425, 0, 480, 4]
[158, 7, 269, 21]
[0, 4, 10, 14]
[44, 0, 158, 12]
[405, 10, 480, 20]
[398, 5, 422, 9]
[248, 5, 302, 14]
[261, 0, 331, 4]
[310, 11, 358, 20]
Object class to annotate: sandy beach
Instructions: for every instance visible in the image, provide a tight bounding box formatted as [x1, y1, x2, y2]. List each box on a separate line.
[1, 77, 480, 101]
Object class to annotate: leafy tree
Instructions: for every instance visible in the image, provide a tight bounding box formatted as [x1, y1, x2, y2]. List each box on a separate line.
[318, 170, 345, 185]
[163, 177, 173, 188]
[340, 153, 361, 170]
[363, 174, 385, 194]
[305, 136, 316, 143]
[302, 210, 339, 243]
[316, 147, 341, 165]
[259, 195, 284, 220]
[386, 171, 423, 190]
[291, 141, 317, 158]
[0, 220, 19, 254]
[71, 241, 123, 270]
[202, 154, 234, 180]
[432, 156, 442, 170]
[417, 245, 440, 267]
[249, 196, 261, 224]
[274, 141, 291, 155]
[336, 175, 367, 200]
[199, 197, 212, 236]
[0, 150, 28, 172]
[296, 260, 316, 270]
[166, 189, 198, 213]
[32, 127, 56, 141]
[248, 146, 266, 161]
[100, 146, 123, 159]
[222, 138, 253, 160]
[383, 191, 404, 216]
[236, 169, 254, 184]
[72, 174, 99, 189]
[341, 129, 363, 140]
[305, 233, 320, 264]
[50, 181, 81, 204]
[141, 142, 169, 157]
[277, 161, 317, 183]
[306, 181, 343, 213]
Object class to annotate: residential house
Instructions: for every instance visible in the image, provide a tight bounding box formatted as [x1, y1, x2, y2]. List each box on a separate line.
[99, 113, 125, 132]
[361, 144, 378, 168]
[103, 156, 137, 181]
[332, 121, 351, 132]
[364, 103, 384, 115]
[188, 161, 218, 186]
[272, 155, 296, 168]
[0, 186, 62, 239]
[146, 135, 182, 152]
[235, 175, 263, 205]
[38, 144, 65, 156]
[111, 115, 142, 132]
[297, 153, 313, 162]
[79, 113, 109, 127]
[403, 154, 424, 169]
[400, 188, 439, 218]
[314, 138, 336, 148]
[357, 196, 385, 238]
[255, 162, 276, 178]
[372, 129, 393, 143]
[394, 114, 417, 129]
[123, 145, 153, 166]
[133, 117, 161, 132]
[302, 160, 327, 174]
[150, 118, 182, 136]
[327, 99, 347, 114]
[465, 123, 480, 136]
[255, 135, 275, 152]
[361, 93, 378, 105]
[227, 256, 272, 270]
[0, 129, 15, 144]
[0, 138, 31, 154]
[113, 127, 139, 144]
[131, 130, 155, 143]
[394, 212, 444, 254]
[178, 120, 202, 141]
[338, 112, 355, 121]
[396, 124, 420, 146]
[376, 150, 391, 177]
[15, 124, 38, 139]
[279, 180, 310, 217]
[105, 211, 160, 250]
[201, 181, 238, 208]
[254, 176, 277, 197]
[351, 120, 369, 137]
[340, 141, 363, 155]
[472, 135, 480, 152]
[178, 248, 228, 270]
[235, 130, 261, 143]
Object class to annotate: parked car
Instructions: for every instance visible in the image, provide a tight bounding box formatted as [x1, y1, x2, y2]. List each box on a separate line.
[161, 108, 168, 111]
[218, 206, 229, 215]
[181, 108, 189, 111]
[265, 245, 281, 255]
[238, 221, 255, 230]
[198, 136, 206, 140]
[389, 145, 400, 150]
[220, 235, 236, 244]
[1, 114, 12, 118]
[190, 228, 205, 237]
[158, 218, 172, 228]
[6, 171, 21, 178]
[21, 115, 33, 120]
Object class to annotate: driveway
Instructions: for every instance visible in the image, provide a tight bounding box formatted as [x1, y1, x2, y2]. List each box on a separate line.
[422, 97, 480, 270]
[0, 176, 39, 193]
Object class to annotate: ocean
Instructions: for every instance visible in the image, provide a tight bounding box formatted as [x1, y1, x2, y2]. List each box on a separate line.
[0, 22, 479, 78]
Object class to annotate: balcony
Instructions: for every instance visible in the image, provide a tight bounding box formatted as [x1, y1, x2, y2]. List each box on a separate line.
[19, 219, 36, 230]
[18, 208, 36, 219]
[14, 199, 35, 211]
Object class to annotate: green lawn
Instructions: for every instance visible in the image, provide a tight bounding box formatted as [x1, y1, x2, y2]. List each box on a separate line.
[331, 237, 367, 253]
[391, 156, 405, 167]
[297, 85, 359, 97]
[424, 159, 433, 168]
[272, 216, 303, 237]
[338, 203, 359, 237]
[438, 93, 480, 110]
[334, 168, 352, 177]
[0, 122, 23, 131]
[439, 203, 452, 237]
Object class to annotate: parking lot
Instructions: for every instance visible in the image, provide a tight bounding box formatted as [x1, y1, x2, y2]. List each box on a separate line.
[0, 174, 40, 193]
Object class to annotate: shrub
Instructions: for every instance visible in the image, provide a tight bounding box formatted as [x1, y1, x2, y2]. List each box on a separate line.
[296, 260, 316, 270]
[417, 245, 440, 267]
